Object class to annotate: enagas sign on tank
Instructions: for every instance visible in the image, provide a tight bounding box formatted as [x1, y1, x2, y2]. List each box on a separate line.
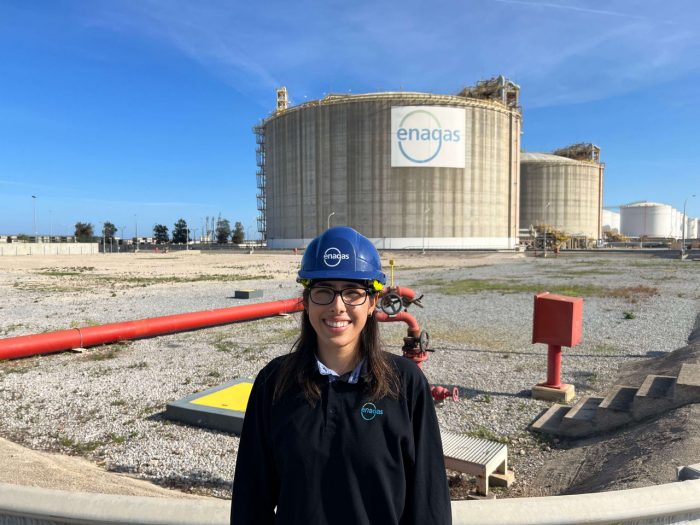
[391, 106, 465, 168]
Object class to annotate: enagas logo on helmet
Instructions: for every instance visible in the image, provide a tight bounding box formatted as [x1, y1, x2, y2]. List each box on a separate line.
[323, 247, 349, 267]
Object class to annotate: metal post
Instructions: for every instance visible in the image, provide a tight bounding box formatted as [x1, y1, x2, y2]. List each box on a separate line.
[422, 207, 431, 254]
[545, 345, 563, 388]
[682, 194, 696, 257]
[186, 225, 189, 250]
[32, 195, 37, 241]
[543, 201, 551, 257]
[134, 215, 138, 253]
[327, 211, 335, 230]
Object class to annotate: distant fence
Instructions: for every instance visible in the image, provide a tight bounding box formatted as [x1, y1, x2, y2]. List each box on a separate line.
[2, 479, 700, 525]
[0, 243, 99, 256]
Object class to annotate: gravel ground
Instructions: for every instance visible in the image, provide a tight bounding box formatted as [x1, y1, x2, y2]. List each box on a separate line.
[1, 251, 699, 499]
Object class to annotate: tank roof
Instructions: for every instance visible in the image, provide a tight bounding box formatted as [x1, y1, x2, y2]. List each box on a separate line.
[620, 201, 672, 208]
[521, 152, 581, 164]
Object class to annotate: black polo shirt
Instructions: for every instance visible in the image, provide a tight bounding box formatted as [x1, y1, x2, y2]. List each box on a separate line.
[231, 352, 452, 525]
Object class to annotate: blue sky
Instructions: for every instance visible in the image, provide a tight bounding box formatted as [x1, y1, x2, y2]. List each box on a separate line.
[1, 0, 699, 237]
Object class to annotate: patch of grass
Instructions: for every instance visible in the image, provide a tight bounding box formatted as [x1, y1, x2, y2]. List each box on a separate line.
[623, 310, 636, 320]
[213, 340, 237, 353]
[110, 399, 127, 407]
[546, 268, 621, 277]
[426, 327, 508, 350]
[57, 435, 105, 454]
[207, 370, 222, 378]
[109, 433, 126, 444]
[466, 425, 508, 444]
[86, 346, 122, 361]
[480, 394, 493, 403]
[419, 278, 658, 301]
[126, 361, 148, 369]
[591, 343, 617, 354]
[0, 323, 26, 336]
[69, 319, 100, 329]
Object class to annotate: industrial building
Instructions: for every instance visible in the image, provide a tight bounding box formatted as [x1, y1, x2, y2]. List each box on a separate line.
[255, 77, 522, 249]
[519, 144, 604, 241]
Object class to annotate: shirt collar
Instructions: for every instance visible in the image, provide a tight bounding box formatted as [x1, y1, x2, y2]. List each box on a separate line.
[316, 356, 366, 384]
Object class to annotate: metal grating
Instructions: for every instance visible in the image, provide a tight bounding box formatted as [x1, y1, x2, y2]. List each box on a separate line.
[441, 431, 506, 465]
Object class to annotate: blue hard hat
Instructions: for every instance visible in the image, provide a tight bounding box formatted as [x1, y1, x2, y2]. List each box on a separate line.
[298, 226, 386, 285]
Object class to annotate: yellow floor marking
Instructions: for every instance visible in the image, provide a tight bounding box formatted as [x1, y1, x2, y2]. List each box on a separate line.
[191, 382, 253, 412]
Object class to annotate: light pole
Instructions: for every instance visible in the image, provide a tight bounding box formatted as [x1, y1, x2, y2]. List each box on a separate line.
[186, 225, 190, 250]
[100, 221, 106, 254]
[543, 201, 551, 258]
[422, 207, 431, 255]
[49, 210, 53, 240]
[134, 215, 138, 253]
[327, 211, 335, 230]
[31, 195, 37, 241]
[682, 194, 696, 257]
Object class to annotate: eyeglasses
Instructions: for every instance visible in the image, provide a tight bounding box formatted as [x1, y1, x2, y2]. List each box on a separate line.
[308, 286, 370, 306]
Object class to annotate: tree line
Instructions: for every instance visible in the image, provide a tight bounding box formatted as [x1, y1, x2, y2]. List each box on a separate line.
[73, 217, 247, 244]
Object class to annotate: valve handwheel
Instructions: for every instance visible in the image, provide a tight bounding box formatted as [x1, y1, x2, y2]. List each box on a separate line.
[379, 293, 403, 316]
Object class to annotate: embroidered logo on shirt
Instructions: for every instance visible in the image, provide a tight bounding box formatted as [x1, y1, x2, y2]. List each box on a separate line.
[360, 402, 384, 421]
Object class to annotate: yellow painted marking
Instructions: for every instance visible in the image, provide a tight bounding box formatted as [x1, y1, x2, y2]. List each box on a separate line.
[191, 382, 253, 412]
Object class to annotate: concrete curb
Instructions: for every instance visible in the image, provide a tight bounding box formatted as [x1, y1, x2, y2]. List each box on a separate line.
[452, 479, 700, 524]
[0, 483, 230, 525]
[3, 479, 700, 525]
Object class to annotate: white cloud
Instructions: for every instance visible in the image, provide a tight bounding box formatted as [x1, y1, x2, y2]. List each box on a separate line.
[79, 0, 700, 108]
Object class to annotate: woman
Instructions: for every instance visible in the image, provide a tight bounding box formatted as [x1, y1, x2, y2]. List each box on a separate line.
[231, 226, 451, 525]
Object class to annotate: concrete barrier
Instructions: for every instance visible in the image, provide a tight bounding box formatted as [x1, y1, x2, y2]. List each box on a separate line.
[2, 479, 700, 525]
[0, 244, 99, 256]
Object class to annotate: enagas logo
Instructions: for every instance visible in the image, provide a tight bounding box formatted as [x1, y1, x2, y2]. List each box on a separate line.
[323, 247, 349, 267]
[396, 109, 461, 164]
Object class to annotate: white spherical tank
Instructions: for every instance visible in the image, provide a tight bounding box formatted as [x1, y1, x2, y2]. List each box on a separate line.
[620, 202, 676, 238]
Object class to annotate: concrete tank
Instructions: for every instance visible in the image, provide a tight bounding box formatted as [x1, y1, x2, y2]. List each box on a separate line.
[257, 82, 522, 249]
[620, 202, 677, 238]
[685, 217, 698, 239]
[519, 150, 604, 239]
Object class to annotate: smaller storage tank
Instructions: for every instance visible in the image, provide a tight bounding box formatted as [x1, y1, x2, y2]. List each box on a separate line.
[685, 217, 698, 239]
[602, 209, 620, 233]
[520, 144, 604, 240]
[620, 202, 677, 238]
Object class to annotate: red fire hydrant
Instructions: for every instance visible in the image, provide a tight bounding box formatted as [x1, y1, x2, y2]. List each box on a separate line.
[531, 292, 583, 403]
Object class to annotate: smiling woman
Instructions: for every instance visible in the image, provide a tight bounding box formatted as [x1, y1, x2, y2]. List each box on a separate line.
[230, 226, 452, 525]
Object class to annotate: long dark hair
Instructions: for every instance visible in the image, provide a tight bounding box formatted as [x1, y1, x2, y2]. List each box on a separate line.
[273, 288, 400, 404]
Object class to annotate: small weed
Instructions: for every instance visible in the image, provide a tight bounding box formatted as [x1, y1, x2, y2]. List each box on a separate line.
[110, 399, 127, 407]
[127, 361, 148, 369]
[623, 311, 636, 320]
[109, 433, 126, 444]
[481, 394, 493, 403]
[207, 370, 222, 378]
[86, 346, 122, 361]
[467, 425, 508, 444]
[70, 319, 100, 329]
[591, 343, 617, 354]
[213, 340, 236, 353]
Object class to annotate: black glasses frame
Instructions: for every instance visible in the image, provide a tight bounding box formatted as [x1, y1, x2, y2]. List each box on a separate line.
[308, 286, 371, 306]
